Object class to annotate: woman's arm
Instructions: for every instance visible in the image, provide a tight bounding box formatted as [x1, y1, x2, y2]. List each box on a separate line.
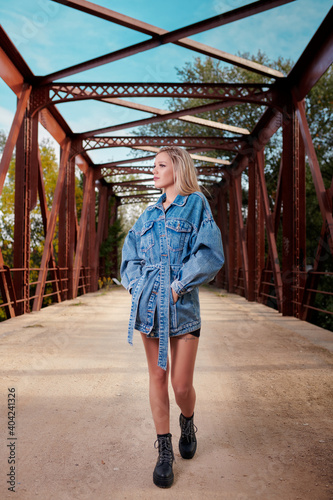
[171, 218, 224, 296]
[120, 229, 143, 293]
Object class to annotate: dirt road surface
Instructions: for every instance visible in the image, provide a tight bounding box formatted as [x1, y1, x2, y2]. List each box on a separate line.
[0, 287, 332, 499]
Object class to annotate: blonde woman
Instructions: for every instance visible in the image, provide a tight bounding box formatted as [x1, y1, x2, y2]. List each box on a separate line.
[121, 146, 224, 488]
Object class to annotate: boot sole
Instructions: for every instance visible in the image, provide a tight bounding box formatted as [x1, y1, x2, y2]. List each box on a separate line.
[153, 471, 174, 488]
[179, 441, 197, 459]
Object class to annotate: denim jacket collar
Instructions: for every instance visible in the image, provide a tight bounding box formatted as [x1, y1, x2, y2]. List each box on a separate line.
[147, 193, 189, 211]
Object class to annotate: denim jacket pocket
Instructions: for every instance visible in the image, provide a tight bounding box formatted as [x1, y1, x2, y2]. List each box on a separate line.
[140, 221, 155, 252]
[166, 219, 192, 252]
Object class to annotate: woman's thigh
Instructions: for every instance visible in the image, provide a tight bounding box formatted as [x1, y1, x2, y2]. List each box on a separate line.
[169, 333, 199, 386]
[140, 333, 169, 380]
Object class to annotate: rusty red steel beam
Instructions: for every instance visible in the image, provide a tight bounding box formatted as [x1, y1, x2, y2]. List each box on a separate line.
[95, 186, 108, 269]
[37, 149, 50, 235]
[37, 149, 62, 303]
[32, 83, 273, 114]
[0, 26, 77, 158]
[39, 107, 72, 147]
[287, 7, 333, 101]
[81, 136, 246, 153]
[99, 98, 249, 135]
[0, 25, 34, 90]
[112, 184, 160, 193]
[110, 177, 153, 186]
[230, 7, 333, 177]
[77, 100, 250, 138]
[42, 0, 291, 83]
[88, 183, 97, 291]
[247, 159, 256, 301]
[295, 100, 333, 255]
[73, 167, 94, 297]
[228, 176, 237, 293]
[33, 139, 71, 311]
[218, 184, 230, 289]
[0, 257, 16, 318]
[256, 150, 283, 310]
[0, 44, 25, 97]
[233, 175, 249, 298]
[0, 84, 32, 197]
[98, 165, 225, 180]
[51, 0, 295, 36]
[300, 178, 333, 320]
[48, 0, 287, 80]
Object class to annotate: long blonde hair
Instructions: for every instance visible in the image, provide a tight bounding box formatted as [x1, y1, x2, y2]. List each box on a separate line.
[156, 146, 201, 195]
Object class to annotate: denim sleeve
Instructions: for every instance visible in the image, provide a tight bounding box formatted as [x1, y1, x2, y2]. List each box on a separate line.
[120, 229, 142, 293]
[171, 218, 224, 295]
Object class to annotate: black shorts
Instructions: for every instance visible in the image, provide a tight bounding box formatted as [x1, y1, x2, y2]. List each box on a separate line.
[189, 329, 200, 338]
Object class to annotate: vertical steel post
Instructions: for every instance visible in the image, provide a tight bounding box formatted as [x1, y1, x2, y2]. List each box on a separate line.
[0, 84, 31, 197]
[13, 108, 35, 315]
[215, 183, 227, 288]
[33, 140, 70, 311]
[95, 185, 108, 282]
[89, 176, 97, 291]
[295, 99, 333, 253]
[58, 149, 68, 301]
[73, 166, 94, 297]
[234, 174, 249, 298]
[256, 166, 265, 300]
[220, 184, 229, 290]
[228, 177, 236, 293]
[256, 150, 283, 310]
[108, 195, 119, 278]
[282, 101, 307, 316]
[59, 153, 76, 301]
[247, 160, 256, 301]
[282, 100, 295, 316]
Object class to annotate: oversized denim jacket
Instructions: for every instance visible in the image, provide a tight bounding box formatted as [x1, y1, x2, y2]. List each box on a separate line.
[120, 191, 224, 370]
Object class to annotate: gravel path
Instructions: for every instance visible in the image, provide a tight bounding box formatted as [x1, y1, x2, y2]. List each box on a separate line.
[0, 287, 332, 499]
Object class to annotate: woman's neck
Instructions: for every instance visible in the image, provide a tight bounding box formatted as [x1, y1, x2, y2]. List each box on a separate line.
[163, 188, 178, 209]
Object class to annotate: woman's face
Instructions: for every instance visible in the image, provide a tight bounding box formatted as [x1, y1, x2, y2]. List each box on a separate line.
[153, 152, 176, 191]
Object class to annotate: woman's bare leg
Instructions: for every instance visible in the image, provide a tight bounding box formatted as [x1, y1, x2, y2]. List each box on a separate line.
[141, 333, 170, 434]
[170, 334, 199, 417]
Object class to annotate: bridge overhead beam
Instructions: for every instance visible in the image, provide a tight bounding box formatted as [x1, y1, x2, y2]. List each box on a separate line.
[42, 0, 292, 83]
[0, 1, 331, 328]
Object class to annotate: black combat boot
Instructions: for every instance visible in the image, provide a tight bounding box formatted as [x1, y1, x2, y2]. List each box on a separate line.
[179, 413, 197, 459]
[153, 433, 174, 488]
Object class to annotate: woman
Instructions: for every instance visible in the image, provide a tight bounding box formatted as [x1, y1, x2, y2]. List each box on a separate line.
[120, 146, 224, 488]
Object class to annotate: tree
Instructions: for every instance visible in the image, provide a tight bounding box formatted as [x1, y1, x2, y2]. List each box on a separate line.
[136, 53, 333, 330]
[0, 134, 84, 267]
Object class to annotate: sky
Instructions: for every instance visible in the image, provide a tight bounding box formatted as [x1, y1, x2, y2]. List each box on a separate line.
[0, 0, 332, 165]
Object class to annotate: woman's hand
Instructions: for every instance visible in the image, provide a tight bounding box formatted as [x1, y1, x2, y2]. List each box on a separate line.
[172, 288, 179, 304]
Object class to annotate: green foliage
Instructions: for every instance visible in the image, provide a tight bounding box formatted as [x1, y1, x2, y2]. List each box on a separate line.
[99, 214, 125, 277]
[136, 53, 333, 331]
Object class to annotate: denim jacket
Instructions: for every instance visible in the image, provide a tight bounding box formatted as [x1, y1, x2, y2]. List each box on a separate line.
[120, 191, 224, 370]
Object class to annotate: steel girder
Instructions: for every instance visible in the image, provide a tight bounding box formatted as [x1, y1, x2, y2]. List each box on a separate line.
[98, 165, 226, 179]
[30, 82, 275, 115]
[0, 2, 332, 326]
[80, 136, 247, 154]
[41, 0, 292, 83]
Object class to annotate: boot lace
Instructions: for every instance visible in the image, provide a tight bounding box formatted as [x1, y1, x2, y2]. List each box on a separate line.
[180, 416, 198, 442]
[154, 436, 174, 464]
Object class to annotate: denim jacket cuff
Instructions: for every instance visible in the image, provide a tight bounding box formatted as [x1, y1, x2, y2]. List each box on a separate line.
[171, 280, 188, 296]
[127, 278, 139, 294]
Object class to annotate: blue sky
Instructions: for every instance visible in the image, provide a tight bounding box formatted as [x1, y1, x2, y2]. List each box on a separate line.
[0, 0, 331, 164]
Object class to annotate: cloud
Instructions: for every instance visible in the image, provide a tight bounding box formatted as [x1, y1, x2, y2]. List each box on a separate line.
[0, 107, 14, 133]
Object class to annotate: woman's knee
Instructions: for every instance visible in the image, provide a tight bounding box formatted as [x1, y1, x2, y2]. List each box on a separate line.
[172, 380, 192, 401]
[149, 365, 169, 388]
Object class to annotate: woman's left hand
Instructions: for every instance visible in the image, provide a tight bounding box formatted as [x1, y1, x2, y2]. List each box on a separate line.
[172, 288, 179, 304]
